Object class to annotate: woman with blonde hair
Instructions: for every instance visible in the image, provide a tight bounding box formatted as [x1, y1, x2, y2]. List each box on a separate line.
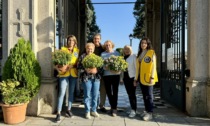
[55, 35, 79, 122]
[122, 45, 137, 117]
[101, 40, 120, 117]
[77, 43, 101, 119]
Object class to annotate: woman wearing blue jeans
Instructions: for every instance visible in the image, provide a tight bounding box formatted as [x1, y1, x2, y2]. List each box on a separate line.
[55, 35, 79, 122]
[77, 43, 101, 119]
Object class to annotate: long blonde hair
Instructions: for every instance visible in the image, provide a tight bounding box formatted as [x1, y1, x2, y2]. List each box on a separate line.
[66, 35, 77, 48]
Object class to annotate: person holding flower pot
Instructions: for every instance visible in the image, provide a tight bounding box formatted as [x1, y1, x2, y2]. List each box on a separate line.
[54, 35, 79, 122]
[77, 43, 103, 119]
[101, 40, 120, 117]
[134, 37, 158, 121]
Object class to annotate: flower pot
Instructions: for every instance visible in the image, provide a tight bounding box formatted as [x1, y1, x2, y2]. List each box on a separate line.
[58, 65, 69, 73]
[0, 102, 28, 124]
[110, 70, 121, 74]
[86, 67, 97, 74]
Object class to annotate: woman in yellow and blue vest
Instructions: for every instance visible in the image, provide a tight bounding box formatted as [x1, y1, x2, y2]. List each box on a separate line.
[55, 35, 79, 122]
[134, 37, 158, 121]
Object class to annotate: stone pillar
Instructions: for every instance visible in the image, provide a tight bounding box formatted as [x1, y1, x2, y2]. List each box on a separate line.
[2, 0, 37, 65]
[2, 0, 57, 116]
[28, 0, 57, 115]
[208, 0, 210, 117]
[208, 80, 210, 117]
[186, 0, 209, 116]
[145, 0, 153, 39]
[145, 0, 161, 74]
[152, 0, 161, 72]
[64, 0, 79, 40]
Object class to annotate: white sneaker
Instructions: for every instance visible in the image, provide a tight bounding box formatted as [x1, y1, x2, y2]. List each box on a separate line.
[125, 107, 131, 114]
[128, 110, 136, 118]
[143, 113, 153, 121]
[140, 111, 147, 117]
[91, 112, 99, 117]
[85, 112, 91, 119]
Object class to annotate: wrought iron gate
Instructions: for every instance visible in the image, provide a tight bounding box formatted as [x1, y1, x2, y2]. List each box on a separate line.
[160, 0, 187, 111]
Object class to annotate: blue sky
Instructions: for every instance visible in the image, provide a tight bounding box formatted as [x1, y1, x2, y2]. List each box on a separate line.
[91, 0, 140, 54]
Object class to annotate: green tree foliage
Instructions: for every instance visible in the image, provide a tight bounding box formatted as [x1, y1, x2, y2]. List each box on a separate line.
[2, 38, 41, 103]
[116, 48, 124, 56]
[86, 0, 101, 42]
[133, 0, 145, 39]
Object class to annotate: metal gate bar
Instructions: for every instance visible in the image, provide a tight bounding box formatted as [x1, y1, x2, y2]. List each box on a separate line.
[160, 0, 186, 111]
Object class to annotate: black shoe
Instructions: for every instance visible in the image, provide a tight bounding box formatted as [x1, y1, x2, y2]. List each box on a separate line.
[66, 110, 73, 118]
[55, 114, 61, 122]
[100, 107, 107, 113]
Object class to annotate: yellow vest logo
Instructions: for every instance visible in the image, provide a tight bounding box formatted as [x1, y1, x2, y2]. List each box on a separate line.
[144, 56, 151, 63]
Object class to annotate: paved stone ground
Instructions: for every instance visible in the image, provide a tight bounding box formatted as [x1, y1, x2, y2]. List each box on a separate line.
[0, 85, 210, 126]
[1, 107, 210, 126]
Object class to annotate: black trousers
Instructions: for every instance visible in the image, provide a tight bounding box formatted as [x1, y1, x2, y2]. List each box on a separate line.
[140, 83, 154, 113]
[103, 75, 120, 110]
[123, 72, 137, 111]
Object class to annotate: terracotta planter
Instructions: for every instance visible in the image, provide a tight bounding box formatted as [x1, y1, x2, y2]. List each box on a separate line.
[0, 102, 28, 124]
[86, 67, 97, 74]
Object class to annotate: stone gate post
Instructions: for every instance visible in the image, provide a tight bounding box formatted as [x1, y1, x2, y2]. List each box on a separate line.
[186, 0, 209, 116]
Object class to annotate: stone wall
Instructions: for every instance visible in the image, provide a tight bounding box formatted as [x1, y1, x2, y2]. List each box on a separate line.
[2, 0, 57, 115]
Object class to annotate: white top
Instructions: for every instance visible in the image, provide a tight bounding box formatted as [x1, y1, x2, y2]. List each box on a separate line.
[126, 54, 137, 78]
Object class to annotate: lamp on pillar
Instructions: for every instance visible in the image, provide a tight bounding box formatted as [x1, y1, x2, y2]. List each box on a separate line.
[129, 34, 133, 46]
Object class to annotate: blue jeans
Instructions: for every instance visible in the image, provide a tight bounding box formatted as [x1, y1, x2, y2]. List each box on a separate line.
[57, 75, 77, 112]
[83, 79, 100, 113]
[140, 83, 154, 113]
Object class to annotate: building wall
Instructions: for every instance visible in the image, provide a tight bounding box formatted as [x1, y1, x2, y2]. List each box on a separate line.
[1, 0, 86, 115]
[2, 0, 57, 115]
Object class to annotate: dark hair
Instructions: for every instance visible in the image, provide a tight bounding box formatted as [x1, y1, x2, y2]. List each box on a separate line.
[93, 33, 101, 39]
[137, 37, 153, 57]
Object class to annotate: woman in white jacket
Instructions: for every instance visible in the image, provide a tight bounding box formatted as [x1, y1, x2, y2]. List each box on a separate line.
[122, 45, 137, 117]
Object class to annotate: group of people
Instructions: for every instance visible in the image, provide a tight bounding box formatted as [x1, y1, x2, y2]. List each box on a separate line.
[54, 34, 158, 122]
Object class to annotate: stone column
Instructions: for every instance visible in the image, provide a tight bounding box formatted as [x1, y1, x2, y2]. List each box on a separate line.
[186, 0, 209, 116]
[28, 0, 57, 115]
[65, 0, 79, 38]
[2, 0, 57, 116]
[145, 0, 153, 39]
[152, 0, 161, 72]
[208, 80, 210, 117]
[145, 0, 161, 75]
[207, 0, 210, 117]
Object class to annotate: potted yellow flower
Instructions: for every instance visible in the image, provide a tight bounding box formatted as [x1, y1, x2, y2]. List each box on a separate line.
[104, 55, 128, 74]
[52, 50, 72, 73]
[82, 53, 104, 69]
